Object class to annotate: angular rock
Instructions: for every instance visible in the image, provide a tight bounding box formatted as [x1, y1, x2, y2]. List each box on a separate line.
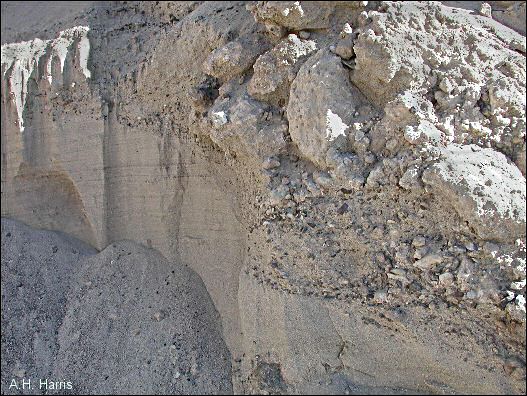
[248, 34, 317, 106]
[439, 272, 454, 287]
[414, 253, 443, 271]
[189, 76, 220, 110]
[335, 36, 354, 60]
[205, 95, 287, 160]
[399, 166, 422, 190]
[203, 38, 265, 82]
[262, 156, 281, 170]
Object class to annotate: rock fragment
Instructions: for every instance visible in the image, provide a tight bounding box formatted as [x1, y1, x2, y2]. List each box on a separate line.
[203, 95, 287, 160]
[479, 3, 492, 18]
[438, 272, 454, 287]
[249, 1, 334, 32]
[248, 34, 317, 105]
[203, 38, 264, 82]
[262, 157, 281, 170]
[414, 254, 443, 271]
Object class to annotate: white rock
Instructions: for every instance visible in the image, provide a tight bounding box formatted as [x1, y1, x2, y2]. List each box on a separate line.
[479, 3, 492, 18]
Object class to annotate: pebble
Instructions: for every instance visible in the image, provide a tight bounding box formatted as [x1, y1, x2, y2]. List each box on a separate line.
[358, 11, 370, 26]
[483, 242, 499, 255]
[335, 37, 354, 60]
[399, 167, 422, 190]
[386, 138, 398, 151]
[337, 202, 349, 214]
[439, 78, 455, 94]
[153, 310, 166, 321]
[299, 30, 311, 39]
[13, 369, 26, 378]
[341, 23, 353, 37]
[387, 268, 409, 283]
[450, 245, 466, 254]
[413, 246, 429, 260]
[364, 153, 376, 164]
[373, 290, 388, 303]
[269, 185, 289, 206]
[293, 187, 309, 203]
[412, 236, 427, 248]
[390, 268, 407, 277]
[262, 157, 280, 170]
[313, 171, 333, 187]
[464, 241, 477, 251]
[479, 2, 492, 18]
[354, 130, 365, 141]
[438, 272, 454, 286]
[414, 253, 443, 271]
[211, 111, 228, 128]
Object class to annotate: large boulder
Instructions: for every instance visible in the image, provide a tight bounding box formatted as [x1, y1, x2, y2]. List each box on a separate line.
[203, 37, 267, 83]
[351, 2, 526, 163]
[287, 49, 367, 168]
[422, 144, 526, 241]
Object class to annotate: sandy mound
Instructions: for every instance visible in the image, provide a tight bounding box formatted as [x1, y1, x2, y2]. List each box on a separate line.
[1, 219, 232, 394]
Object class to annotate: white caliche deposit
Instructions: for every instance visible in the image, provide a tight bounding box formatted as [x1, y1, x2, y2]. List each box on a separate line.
[281, 1, 304, 18]
[1, 26, 91, 132]
[325, 109, 349, 141]
[1, 38, 48, 132]
[278, 34, 317, 65]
